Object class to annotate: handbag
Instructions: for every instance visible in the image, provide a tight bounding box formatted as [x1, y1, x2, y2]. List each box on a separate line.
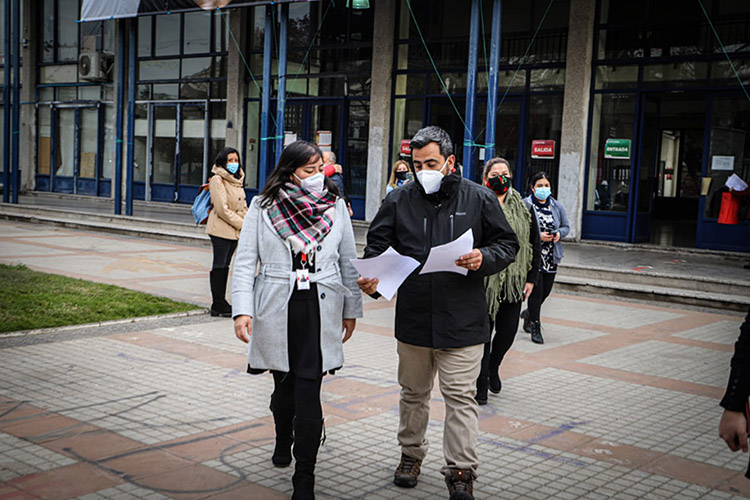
[191, 183, 211, 225]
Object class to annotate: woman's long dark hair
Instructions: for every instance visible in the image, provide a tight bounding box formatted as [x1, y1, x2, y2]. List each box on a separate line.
[259, 140, 340, 207]
[212, 147, 242, 180]
[528, 171, 552, 195]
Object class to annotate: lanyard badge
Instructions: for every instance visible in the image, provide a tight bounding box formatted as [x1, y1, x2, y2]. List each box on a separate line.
[296, 269, 310, 290]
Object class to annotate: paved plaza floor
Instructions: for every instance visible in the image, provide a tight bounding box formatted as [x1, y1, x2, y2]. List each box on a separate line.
[1, 220, 749, 499]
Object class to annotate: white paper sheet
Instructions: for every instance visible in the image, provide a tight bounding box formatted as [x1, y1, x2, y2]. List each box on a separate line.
[349, 247, 420, 301]
[419, 229, 474, 276]
[725, 173, 748, 192]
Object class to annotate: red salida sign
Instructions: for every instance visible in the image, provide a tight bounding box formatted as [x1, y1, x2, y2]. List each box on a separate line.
[400, 139, 412, 156]
[531, 140, 555, 159]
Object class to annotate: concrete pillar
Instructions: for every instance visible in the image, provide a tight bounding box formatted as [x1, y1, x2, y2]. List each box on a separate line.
[364, 0, 395, 221]
[19, 0, 36, 192]
[225, 9, 247, 152]
[557, 0, 596, 240]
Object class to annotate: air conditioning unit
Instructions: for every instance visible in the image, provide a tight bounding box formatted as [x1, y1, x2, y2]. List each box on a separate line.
[78, 52, 110, 81]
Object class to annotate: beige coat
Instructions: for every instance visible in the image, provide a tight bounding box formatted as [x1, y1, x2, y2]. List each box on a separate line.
[206, 166, 248, 240]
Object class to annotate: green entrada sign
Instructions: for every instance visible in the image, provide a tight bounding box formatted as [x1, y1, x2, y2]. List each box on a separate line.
[604, 138, 631, 160]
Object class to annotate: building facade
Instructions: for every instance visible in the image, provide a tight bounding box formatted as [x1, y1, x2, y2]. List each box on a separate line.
[2, 0, 749, 252]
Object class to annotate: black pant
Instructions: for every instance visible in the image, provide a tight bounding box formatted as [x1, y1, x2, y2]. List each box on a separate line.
[478, 300, 523, 389]
[527, 272, 556, 322]
[210, 235, 238, 270]
[271, 372, 323, 422]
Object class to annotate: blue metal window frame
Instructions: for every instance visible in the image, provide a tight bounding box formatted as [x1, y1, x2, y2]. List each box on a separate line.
[581, 0, 750, 249]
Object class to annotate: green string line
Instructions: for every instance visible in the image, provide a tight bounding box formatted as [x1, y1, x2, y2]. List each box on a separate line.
[697, 0, 750, 103]
[475, 0, 555, 141]
[222, 12, 278, 129]
[405, 0, 472, 142]
[261, 135, 285, 141]
[287, 0, 336, 86]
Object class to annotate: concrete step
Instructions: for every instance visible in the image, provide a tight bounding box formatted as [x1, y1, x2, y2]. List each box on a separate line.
[555, 274, 750, 312]
[557, 263, 750, 298]
[0, 203, 210, 246]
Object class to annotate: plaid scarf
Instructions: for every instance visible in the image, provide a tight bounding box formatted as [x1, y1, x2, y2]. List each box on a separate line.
[269, 182, 338, 254]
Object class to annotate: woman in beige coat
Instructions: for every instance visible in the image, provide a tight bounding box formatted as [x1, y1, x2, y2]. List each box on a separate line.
[206, 147, 247, 317]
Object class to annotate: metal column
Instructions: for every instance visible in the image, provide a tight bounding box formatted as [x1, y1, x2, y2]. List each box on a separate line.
[10, 0, 20, 203]
[484, 0, 502, 161]
[462, 0, 481, 182]
[3, 0, 11, 202]
[259, 5, 274, 187]
[114, 19, 125, 214]
[125, 19, 136, 215]
[275, 3, 288, 163]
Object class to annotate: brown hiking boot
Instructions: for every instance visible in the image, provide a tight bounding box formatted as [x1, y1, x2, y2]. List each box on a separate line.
[393, 453, 422, 488]
[444, 468, 475, 500]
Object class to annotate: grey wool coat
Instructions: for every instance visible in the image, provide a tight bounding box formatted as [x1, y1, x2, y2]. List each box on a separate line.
[231, 196, 363, 373]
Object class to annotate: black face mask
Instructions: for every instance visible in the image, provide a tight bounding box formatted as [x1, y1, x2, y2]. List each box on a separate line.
[486, 175, 511, 196]
[395, 170, 408, 181]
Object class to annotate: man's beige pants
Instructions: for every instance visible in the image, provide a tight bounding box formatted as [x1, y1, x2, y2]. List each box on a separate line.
[396, 340, 484, 474]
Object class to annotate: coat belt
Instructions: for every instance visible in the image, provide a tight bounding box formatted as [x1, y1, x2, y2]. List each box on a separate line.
[259, 264, 352, 304]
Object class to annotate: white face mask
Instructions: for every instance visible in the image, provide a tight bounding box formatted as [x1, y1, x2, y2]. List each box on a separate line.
[416, 158, 449, 195]
[295, 172, 325, 194]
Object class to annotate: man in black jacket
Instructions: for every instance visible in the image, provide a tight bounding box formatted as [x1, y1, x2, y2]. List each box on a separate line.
[719, 308, 750, 476]
[358, 126, 519, 500]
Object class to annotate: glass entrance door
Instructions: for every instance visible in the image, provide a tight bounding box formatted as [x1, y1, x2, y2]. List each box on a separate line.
[39, 104, 104, 196]
[147, 102, 207, 203]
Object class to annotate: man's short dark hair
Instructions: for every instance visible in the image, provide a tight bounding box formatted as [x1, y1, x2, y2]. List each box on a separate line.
[410, 126, 453, 159]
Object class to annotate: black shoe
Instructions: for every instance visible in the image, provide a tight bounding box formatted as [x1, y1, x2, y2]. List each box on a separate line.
[270, 400, 294, 468]
[475, 392, 488, 405]
[444, 468, 475, 500]
[489, 369, 502, 394]
[394, 453, 422, 488]
[520, 308, 531, 333]
[209, 268, 233, 317]
[744, 262, 750, 270]
[291, 418, 322, 500]
[530, 321, 544, 344]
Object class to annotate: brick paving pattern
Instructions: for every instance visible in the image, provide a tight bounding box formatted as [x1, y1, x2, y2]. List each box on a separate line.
[0, 220, 749, 499]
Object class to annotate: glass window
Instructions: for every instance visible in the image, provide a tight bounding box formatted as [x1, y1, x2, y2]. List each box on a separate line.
[392, 98, 424, 160]
[133, 103, 148, 182]
[58, 0, 79, 62]
[245, 100, 261, 189]
[525, 94, 563, 194]
[181, 57, 212, 79]
[587, 93, 637, 212]
[705, 97, 750, 218]
[39, 65, 78, 84]
[155, 14, 181, 57]
[79, 108, 99, 178]
[595, 65, 638, 90]
[57, 108, 76, 175]
[642, 62, 708, 87]
[209, 102, 226, 172]
[152, 83, 179, 100]
[214, 12, 228, 52]
[0, 0, 5, 64]
[250, 6, 265, 51]
[395, 74, 426, 95]
[711, 59, 750, 86]
[184, 12, 211, 55]
[79, 86, 100, 100]
[529, 68, 565, 90]
[102, 104, 114, 180]
[180, 105, 206, 186]
[347, 100, 370, 196]
[138, 17, 153, 57]
[38, 106, 52, 175]
[139, 59, 180, 81]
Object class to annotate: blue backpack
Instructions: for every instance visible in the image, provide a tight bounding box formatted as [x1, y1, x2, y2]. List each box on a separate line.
[191, 183, 211, 224]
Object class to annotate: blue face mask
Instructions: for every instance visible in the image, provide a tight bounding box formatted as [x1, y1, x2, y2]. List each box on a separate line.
[226, 162, 239, 174]
[535, 186, 551, 201]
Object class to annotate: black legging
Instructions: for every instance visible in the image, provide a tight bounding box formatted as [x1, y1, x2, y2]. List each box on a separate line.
[210, 235, 238, 270]
[478, 300, 523, 387]
[271, 372, 323, 422]
[527, 272, 556, 322]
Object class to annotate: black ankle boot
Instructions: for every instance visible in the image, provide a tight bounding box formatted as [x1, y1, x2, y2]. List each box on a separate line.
[475, 377, 488, 405]
[488, 367, 502, 394]
[530, 320, 544, 344]
[291, 418, 323, 500]
[270, 400, 294, 467]
[209, 268, 232, 317]
[520, 308, 531, 333]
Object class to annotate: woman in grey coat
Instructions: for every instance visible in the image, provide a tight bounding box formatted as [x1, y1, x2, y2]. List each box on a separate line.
[232, 140, 363, 500]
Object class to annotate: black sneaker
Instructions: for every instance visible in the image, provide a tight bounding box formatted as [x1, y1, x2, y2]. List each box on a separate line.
[530, 320, 544, 344]
[394, 453, 422, 488]
[444, 468, 475, 500]
[520, 308, 532, 333]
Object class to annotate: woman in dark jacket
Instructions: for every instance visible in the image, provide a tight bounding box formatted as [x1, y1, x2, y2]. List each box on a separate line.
[521, 172, 570, 344]
[476, 158, 541, 404]
[719, 308, 750, 469]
